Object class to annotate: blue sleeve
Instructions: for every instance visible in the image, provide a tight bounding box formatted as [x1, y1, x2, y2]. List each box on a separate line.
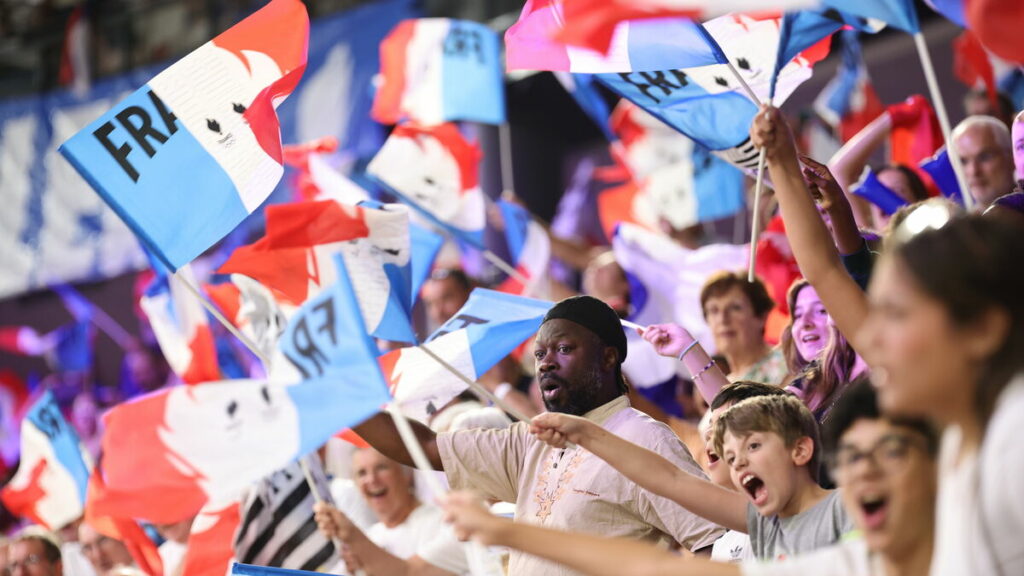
[840, 240, 875, 291]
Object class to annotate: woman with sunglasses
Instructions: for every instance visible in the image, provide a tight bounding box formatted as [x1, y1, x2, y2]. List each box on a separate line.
[750, 106, 1024, 575]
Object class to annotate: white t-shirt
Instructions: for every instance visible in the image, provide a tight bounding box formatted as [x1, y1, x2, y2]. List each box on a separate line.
[60, 542, 97, 576]
[930, 373, 1024, 576]
[417, 525, 506, 576]
[742, 537, 882, 576]
[365, 503, 443, 560]
[712, 530, 754, 563]
[158, 540, 187, 576]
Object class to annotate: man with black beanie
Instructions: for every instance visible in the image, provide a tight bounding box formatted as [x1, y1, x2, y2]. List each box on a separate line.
[353, 295, 723, 576]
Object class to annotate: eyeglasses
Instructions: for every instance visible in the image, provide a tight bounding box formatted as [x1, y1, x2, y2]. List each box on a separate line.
[828, 434, 925, 479]
[80, 536, 113, 555]
[8, 554, 47, 572]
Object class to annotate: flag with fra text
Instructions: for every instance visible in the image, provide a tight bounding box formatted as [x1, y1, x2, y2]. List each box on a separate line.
[59, 0, 309, 272]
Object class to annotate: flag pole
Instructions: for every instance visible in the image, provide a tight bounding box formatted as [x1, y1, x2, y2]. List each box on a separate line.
[84, 303, 135, 350]
[498, 123, 515, 199]
[172, 272, 270, 369]
[297, 454, 362, 574]
[481, 249, 531, 287]
[912, 31, 975, 211]
[418, 344, 534, 423]
[724, 61, 768, 282]
[386, 403, 448, 497]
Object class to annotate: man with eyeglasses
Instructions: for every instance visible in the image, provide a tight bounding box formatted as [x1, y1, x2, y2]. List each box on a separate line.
[8, 529, 62, 576]
[77, 524, 133, 576]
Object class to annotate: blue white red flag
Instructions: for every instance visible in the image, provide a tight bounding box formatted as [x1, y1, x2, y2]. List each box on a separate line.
[367, 123, 485, 248]
[140, 264, 221, 384]
[853, 169, 910, 215]
[495, 201, 552, 298]
[380, 289, 552, 422]
[219, 200, 416, 344]
[552, 72, 616, 141]
[373, 19, 505, 125]
[813, 32, 885, 142]
[505, 0, 727, 73]
[1, 391, 92, 530]
[96, 254, 392, 524]
[919, 148, 963, 204]
[59, 0, 309, 272]
[597, 14, 828, 170]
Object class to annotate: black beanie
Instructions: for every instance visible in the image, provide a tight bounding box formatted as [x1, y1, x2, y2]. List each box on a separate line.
[542, 295, 627, 363]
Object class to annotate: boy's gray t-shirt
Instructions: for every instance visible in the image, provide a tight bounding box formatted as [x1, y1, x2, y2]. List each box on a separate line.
[747, 490, 854, 560]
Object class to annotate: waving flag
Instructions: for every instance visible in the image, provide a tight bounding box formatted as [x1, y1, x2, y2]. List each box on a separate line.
[920, 148, 963, 203]
[59, 0, 309, 272]
[85, 467, 165, 576]
[612, 223, 749, 359]
[219, 200, 416, 344]
[182, 500, 241, 576]
[813, 32, 884, 142]
[597, 13, 828, 170]
[382, 289, 552, 422]
[821, 0, 919, 33]
[505, 0, 727, 73]
[925, 0, 966, 26]
[233, 456, 336, 571]
[96, 254, 392, 524]
[495, 201, 551, 298]
[373, 19, 504, 125]
[853, 169, 910, 215]
[1, 391, 92, 530]
[366, 123, 485, 248]
[140, 264, 221, 385]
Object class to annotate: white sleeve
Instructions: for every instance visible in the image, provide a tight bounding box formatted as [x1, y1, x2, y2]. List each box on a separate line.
[741, 538, 873, 576]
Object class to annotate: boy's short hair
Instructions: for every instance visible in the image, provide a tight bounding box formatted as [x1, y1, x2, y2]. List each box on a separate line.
[14, 526, 62, 563]
[822, 377, 939, 458]
[699, 271, 775, 320]
[710, 381, 792, 412]
[713, 394, 821, 482]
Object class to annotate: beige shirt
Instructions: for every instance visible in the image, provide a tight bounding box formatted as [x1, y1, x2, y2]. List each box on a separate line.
[437, 396, 725, 576]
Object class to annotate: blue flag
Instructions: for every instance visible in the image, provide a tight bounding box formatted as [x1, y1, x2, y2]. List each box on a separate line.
[853, 169, 910, 215]
[821, 0, 920, 34]
[410, 223, 445, 303]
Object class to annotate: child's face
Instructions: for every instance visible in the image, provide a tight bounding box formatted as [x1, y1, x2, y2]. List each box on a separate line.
[722, 430, 805, 517]
[703, 404, 733, 489]
[832, 419, 936, 557]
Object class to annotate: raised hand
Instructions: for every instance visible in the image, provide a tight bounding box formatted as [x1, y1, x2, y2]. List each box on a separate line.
[442, 491, 507, 546]
[529, 412, 594, 448]
[799, 155, 846, 210]
[638, 323, 695, 359]
[750, 105, 798, 166]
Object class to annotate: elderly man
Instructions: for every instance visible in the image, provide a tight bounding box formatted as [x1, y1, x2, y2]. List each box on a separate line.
[354, 295, 723, 576]
[77, 524, 134, 576]
[952, 114, 1016, 210]
[8, 529, 63, 576]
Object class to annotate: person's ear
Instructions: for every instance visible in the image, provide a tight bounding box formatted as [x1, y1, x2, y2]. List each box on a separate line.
[963, 306, 1010, 363]
[601, 346, 618, 373]
[790, 436, 815, 468]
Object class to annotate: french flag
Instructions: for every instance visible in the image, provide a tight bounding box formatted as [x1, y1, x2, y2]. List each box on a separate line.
[59, 0, 309, 272]
[373, 19, 505, 126]
[495, 201, 552, 298]
[139, 264, 222, 385]
[1, 391, 92, 530]
[219, 200, 417, 344]
[597, 13, 829, 170]
[505, 0, 727, 73]
[366, 123, 486, 248]
[95, 254, 393, 524]
[821, 0, 920, 33]
[381, 289, 552, 422]
[813, 32, 885, 142]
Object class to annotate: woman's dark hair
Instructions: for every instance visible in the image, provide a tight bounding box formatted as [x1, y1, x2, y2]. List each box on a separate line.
[879, 164, 930, 203]
[894, 214, 1024, 425]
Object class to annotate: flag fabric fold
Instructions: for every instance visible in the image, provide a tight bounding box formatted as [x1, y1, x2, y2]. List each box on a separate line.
[382, 289, 552, 422]
[1, 391, 92, 530]
[495, 201, 552, 298]
[96, 254, 393, 524]
[812, 32, 885, 142]
[373, 18, 505, 125]
[58, 0, 310, 272]
[366, 123, 485, 248]
[505, 0, 727, 73]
